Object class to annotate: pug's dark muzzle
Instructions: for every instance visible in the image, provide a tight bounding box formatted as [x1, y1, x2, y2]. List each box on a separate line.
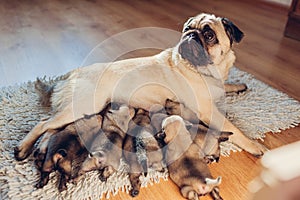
[178, 31, 212, 67]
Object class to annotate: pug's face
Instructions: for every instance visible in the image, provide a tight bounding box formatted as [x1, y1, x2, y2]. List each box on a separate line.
[178, 13, 244, 69]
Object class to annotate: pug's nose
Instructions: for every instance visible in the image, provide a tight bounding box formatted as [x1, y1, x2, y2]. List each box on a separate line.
[188, 32, 201, 43]
[189, 32, 197, 38]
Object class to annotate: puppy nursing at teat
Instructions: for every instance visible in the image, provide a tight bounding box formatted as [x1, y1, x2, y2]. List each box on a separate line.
[123, 108, 165, 197]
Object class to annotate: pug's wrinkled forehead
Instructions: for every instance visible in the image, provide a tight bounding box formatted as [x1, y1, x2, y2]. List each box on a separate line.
[183, 13, 219, 31]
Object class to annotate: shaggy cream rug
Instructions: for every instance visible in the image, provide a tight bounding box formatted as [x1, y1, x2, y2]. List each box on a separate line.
[0, 67, 299, 199]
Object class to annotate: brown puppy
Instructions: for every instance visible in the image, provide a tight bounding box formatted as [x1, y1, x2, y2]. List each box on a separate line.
[79, 104, 135, 181]
[33, 112, 103, 171]
[165, 98, 233, 162]
[190, 124, 233, 164]
[123, 108, 164, 197]
[15, 13, 266, 162]
[160, 115, 229, 200]
[133, 109, 165, 173]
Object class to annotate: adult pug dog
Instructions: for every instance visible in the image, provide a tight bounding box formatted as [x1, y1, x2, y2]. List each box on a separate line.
[15, 13, 266, 161]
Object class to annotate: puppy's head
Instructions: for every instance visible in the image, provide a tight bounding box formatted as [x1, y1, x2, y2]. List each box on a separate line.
[178, 13, 243, 71]
[106, 103, 135, 133]
[160, 115, 190, 144]
[80, 151, 106, 172]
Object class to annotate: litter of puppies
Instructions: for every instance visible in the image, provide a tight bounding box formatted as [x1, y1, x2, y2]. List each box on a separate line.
[25, 99, 231, 200]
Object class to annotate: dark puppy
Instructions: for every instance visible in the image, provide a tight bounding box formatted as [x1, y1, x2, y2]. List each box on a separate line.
[123, 108, 164, 197]
[34, 110, 104, 191]
[159, 115, 228, 200]
[35, 124, 88, 191]
[33, 111, 103, 171]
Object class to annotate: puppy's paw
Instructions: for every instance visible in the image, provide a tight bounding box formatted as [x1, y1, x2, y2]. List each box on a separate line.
[58, 182, 68, 192]
[204, 155, 219, 164]
[70, 175, 82, 185]
[187, 190, 198, 200]
[33, 149, 46, 170]
[35, 181, 44, 189]
[35, 177, 48, 189]
[98, 174, 108, 182]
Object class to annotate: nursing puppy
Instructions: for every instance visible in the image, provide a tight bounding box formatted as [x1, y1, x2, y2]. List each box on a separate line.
[33, 112, 103, 171]
[190, 124, 233, 164]
[35, 125, 87, 192]
[123, 108, 164, 197]
[164, 98, 232, 162]
[132, 109, 165, 173]
[159, 115, 228, 200]
[79, 104, 135, 181]
[15, 13, 266, 162]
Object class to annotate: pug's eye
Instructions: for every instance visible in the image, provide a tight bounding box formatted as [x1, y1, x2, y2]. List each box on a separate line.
[203, 30, 216, 43]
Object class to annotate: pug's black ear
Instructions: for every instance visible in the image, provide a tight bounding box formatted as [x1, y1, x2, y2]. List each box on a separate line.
[221, 18, 244, 45]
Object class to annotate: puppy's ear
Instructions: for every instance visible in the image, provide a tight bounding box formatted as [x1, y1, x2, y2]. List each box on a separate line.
[221, 18, 244, 45]
[178, 36, 211, 67]
[57, 149, 67, 157]
[53, 149, 67, 164]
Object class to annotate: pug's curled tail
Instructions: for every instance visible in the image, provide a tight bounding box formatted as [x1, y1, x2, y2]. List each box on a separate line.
[34, 78, 55, 107]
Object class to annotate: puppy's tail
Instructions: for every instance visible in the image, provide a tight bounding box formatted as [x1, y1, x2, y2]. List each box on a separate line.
[34, 78, 55, 107]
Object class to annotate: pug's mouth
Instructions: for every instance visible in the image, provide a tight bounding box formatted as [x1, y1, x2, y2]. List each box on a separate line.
[178, 30, 212, 67]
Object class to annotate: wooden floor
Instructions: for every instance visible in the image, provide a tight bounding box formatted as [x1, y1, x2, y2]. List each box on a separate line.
[1, 0, 299, 200]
